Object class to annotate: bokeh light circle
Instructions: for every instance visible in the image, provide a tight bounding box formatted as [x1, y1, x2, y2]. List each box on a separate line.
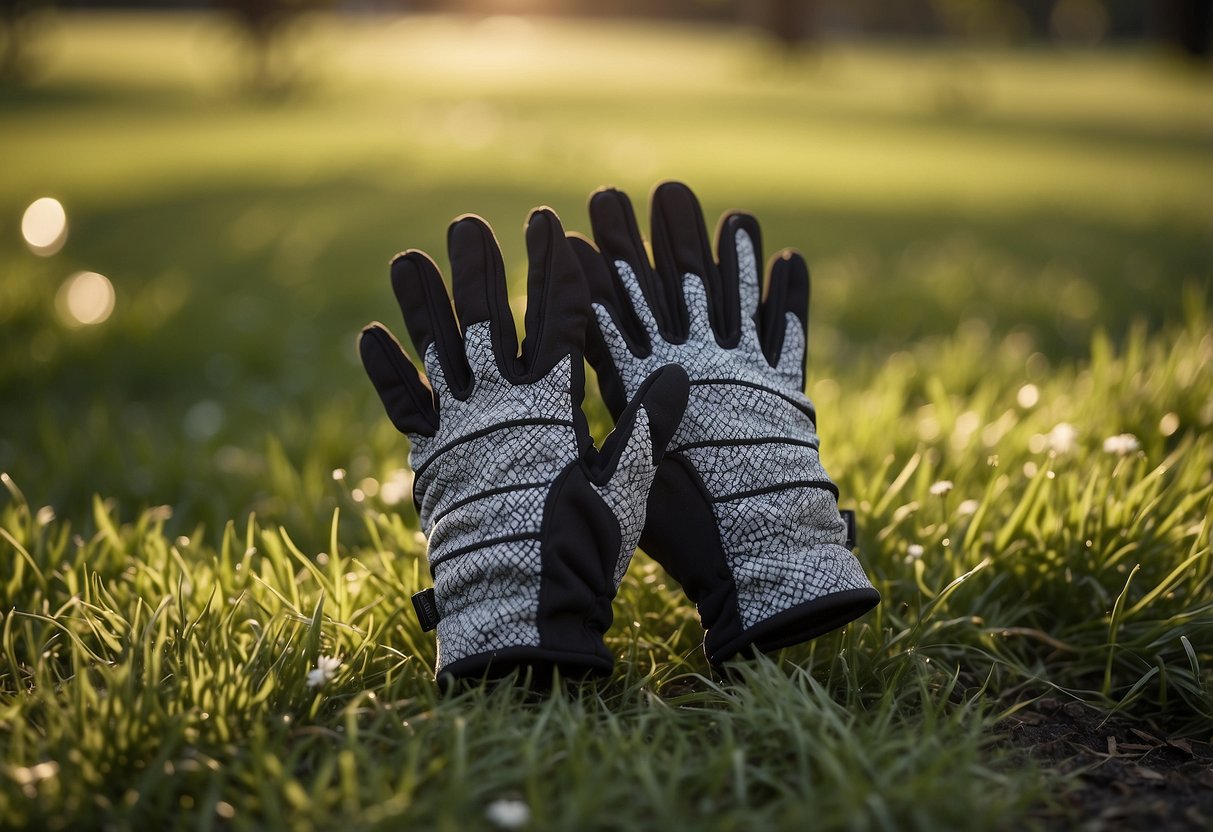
[57, 271, 116, 327]
[22, 197, 69, 255]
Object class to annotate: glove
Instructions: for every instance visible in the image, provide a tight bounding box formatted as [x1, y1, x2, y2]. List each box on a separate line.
[359, 207, 689, 681]
[570, 182, 879, 666]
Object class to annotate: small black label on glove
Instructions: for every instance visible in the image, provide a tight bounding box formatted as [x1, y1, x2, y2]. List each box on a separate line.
[412, 588, 440, 632]
[840, 509, 858, 550]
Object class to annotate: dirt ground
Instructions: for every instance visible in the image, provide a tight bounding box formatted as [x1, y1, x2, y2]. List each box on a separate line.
[1000, 698, 1213, 830]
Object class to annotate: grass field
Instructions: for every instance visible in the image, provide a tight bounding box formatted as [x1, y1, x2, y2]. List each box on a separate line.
[2, 11, 1211, 831]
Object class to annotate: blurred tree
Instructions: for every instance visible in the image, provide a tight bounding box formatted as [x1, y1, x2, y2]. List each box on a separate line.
[764, 0, 815, 52]
[218, 0, 330, 92]
[1049, 0, 1110, 46]
[1153, 0, 1212, 59]
[0, 0, 51, 82]
[930, 0, 1029, 42]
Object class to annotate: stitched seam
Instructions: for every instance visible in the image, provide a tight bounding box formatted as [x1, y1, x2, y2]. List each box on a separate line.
[711, 479, 839, 503]
[690, 378, 815, 418]
[430, 532, 543, 569]
[412, 418, 574, 483]
[672, 436, 819, 454]
[428, 480, 551, 528]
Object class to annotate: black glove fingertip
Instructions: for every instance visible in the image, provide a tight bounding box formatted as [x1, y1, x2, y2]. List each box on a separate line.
[358, 324, 439, 436]
[390, 250, 471, 394]
[760, 249, 810, 368]
[521, 207, 588, 380]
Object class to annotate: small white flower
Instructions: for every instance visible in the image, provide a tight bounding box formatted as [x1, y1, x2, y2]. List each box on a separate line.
[331, 468, 346, 481]
[906, 544, 924, 560]
[1102, 433, 1140, 456]
[485, 798, 531, 829]
[956, 499, 979, 517]
[35, 506, 56, 526]
[928, 480, 953, 496]
[1046, 422, 1078, 454]
[307, 655, 342, 689]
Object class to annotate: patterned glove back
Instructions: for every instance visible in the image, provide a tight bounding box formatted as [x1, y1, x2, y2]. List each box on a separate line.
[571, 183, 879, 665]
[360, 208, 689, 680]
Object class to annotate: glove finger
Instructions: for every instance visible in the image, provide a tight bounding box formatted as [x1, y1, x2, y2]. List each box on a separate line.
[775, 311, 807, 390]
[358, 323, 439, 437]
[680, 273, 716, 343]
[588, 363, 690, 588]
[520, 207, 587, 380]
[589, 363, 690, 484]
[650, 181, 721, 340]
[572, 234, 641, 417]
[448, 215, 520, 380]
[715, 211, 764, 346]
[390, 251, 471, 396]
[588, 187, 677, 338]
[761, 249, 810, 381]
[572, 233, 657, 351]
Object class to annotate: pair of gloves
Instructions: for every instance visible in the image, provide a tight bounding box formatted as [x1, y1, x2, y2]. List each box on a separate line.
[359, 182, 879, 681]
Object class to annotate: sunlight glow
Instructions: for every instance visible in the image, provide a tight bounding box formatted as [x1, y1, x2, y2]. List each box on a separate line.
[57, 271, 115, 327]
[22, 197, 68, 255]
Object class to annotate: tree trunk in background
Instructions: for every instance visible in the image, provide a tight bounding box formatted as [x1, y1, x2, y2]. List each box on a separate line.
[0, 0, 40, 82]
[1154, 0, 1212, 58]
[765, 0, 816, 53]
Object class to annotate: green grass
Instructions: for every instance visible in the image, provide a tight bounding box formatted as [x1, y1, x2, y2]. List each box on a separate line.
[1, 11, 1211, 831]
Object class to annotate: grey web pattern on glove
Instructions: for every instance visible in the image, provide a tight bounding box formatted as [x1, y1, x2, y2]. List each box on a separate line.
[590, 408, 655, 588]
[404, 321, 659, 671]
[592, 229, 874, 630]
[406, 321, 576, 671]
[432, 538, 543, 670]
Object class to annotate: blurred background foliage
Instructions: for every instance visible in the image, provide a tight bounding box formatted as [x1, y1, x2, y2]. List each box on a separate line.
[0, 0, 1210, 546]
[3, 0, 1210, 87]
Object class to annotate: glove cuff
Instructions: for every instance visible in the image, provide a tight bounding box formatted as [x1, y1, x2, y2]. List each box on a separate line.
[438, 644, 613, 685]
[432, 600, 615, 680]
[640, 456, 879, 667]
[705, 584, 881, 666]
[425, 462, 626, 681]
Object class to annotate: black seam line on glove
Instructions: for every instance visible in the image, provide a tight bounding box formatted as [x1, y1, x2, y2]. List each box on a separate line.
[411, 418, 576, 483]
[427, 480, 552, 528]
[689, 379, 817, 421]
[428, 532, 544, 569]
[671, 436, 820, 454]
[710, 479, 840, 503]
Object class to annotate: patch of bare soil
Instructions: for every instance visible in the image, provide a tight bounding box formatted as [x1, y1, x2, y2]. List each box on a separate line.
[1000, 698, 1213, 830]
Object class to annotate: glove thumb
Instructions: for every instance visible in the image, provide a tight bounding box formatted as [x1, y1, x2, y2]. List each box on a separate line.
[589, 363, 689, 487]
[584, 364, 688, 591]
